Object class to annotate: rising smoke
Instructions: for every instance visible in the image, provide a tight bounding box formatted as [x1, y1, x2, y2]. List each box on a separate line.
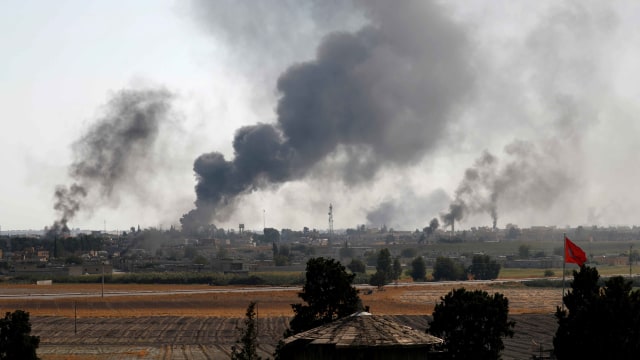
[440, 140, 573, 230]
[376, 1, 617, 230]
[181, 0, 475, 232]
[50, 88, 173, 235]
[189, 0, 362, 101]
[365, 188, 449, 230]
[39, 1, 629, 235]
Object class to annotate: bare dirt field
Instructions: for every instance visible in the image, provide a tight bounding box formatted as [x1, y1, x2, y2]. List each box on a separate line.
[0, 282, 561, 359]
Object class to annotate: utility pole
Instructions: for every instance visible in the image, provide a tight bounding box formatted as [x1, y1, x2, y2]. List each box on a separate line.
[630, 244, 633, 278]
[101, 263, 105, 298]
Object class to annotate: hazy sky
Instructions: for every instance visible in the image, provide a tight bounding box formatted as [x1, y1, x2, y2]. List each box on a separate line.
[2, 0, 640, 232]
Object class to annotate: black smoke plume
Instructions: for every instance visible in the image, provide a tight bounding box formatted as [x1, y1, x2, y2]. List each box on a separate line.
[441, 140, 572, 230]
[50, 88, 173, 236]
[182, 0, 474, 232]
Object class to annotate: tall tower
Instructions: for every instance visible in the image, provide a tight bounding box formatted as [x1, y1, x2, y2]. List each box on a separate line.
[328, 203, 334, 236]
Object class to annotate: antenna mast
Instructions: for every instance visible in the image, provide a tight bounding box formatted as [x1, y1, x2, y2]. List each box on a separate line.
[328, 203, 334, 236]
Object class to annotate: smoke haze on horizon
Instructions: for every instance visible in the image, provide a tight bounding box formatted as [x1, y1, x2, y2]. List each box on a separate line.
[2, 0, 640, 232]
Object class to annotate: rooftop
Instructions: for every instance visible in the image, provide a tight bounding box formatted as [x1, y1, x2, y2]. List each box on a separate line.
[283, 312, 443, 348]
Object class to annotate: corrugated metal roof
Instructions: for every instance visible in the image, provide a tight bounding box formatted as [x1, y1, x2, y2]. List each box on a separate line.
[283, 312, 443, 348]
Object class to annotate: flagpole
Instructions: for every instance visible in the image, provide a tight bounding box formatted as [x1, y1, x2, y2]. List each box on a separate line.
[562, 232, 566, 311]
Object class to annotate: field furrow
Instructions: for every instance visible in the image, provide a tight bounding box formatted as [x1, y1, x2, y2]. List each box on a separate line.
[1, 282, 561, 359]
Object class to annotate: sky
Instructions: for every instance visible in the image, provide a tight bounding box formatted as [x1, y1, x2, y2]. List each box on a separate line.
[1, 0, 640, 233]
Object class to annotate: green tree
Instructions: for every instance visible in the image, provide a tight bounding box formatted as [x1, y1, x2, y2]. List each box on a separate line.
[518, 244, 531, 259]
[467, 254, 501, 280]
[432, 256, 466, 281]
[392, 257, 402, 283]
[400, 247, 417, 258]
[369, 271, 387, 289]
[554, 266, 640, 359]
[428, 288, 514, 359]
[347, 258, 366, 274]
[271, 242, 290, 266]
[286, 258, 362, 336]
[231, 302, 262, 360]
[0, 310, 40, 360]
[409, 256, 427, 281]
[369, 248, 393, 287]
[376, 248, 393, 281]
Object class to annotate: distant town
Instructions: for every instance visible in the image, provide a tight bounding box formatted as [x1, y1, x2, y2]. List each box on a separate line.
[1, 221, 638, 279]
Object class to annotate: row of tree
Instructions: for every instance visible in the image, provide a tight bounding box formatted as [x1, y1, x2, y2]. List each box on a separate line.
[432, 254, 501, 281]
[346, 250, 502, 283]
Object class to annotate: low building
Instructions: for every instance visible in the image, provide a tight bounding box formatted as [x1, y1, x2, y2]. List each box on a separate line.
[211, 259, 254, 274]
[279, 312, 443, 360]
[12, 262, 112, 277]
[12, 263, 70, 277]
[37, 250, 49, 262]
[73, 263, 113, 276]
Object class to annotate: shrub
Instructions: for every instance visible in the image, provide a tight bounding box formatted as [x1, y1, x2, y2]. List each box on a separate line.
[543, 269, 555, 277]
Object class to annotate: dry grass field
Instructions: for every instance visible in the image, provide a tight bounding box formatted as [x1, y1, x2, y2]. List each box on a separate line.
[0, 282, 561, 359]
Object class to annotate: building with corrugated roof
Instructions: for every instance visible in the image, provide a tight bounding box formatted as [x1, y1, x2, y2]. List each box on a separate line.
[278, 312, 444, 360]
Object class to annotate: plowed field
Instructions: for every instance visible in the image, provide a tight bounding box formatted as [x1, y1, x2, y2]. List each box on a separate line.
[0, 282, 561, 359]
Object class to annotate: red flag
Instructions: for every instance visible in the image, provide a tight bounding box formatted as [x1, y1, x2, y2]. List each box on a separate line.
[565, 236, 587, 266]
